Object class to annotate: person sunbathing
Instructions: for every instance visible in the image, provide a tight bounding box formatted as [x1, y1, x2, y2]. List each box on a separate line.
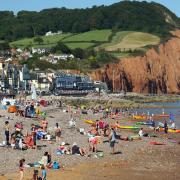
[57, 142, 71, 155]
[71, 142, 87, 156]
[24, 135, 34, 148]
[138, 128, 149, 137]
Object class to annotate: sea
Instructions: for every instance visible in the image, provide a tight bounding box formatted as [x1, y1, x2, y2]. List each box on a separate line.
[135, 101, 180, 128]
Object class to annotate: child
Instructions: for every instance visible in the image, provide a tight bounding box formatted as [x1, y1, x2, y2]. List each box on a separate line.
[41, 165, 47, 180]
[11, 137, 15, 149]
[19, 159, 25, 180]
[33, 169, 39, 180]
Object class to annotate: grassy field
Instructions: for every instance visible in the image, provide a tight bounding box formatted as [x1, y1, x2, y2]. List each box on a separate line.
[10, 33, 72, 47]
[10, 30, 112, 49]
[64, 42, 95, 49]
[62, 29, 111, 42]
[10, 30, 160, 53]
[97, 31, 160, 52]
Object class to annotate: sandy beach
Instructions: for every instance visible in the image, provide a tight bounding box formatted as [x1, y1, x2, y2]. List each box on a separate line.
[0, 96, 179, 180]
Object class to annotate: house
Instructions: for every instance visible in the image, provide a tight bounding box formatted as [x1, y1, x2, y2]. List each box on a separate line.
[32, 48, 50, 54]
[45, 30, 63, 36]
[48, 54, 74, 62]
[31, 77, 50, 91]
[45, 31, 53, 36]
[5, 58, 12, 62]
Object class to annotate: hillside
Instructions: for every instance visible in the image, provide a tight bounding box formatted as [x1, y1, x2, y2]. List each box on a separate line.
[97, 31, 160, 52]
[10, 29, 161, 57]
[0, 1, 179, 41]
[10, 30, 112, 49]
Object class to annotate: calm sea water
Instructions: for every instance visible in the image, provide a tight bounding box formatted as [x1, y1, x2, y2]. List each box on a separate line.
[135, 101, 180, 128]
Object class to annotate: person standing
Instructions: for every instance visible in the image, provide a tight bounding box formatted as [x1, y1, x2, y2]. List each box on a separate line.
[31, 124, 37, 148]
[164, 120, 168, 134]
[108, 128, 116, 154]
[19, 159, 25, 180]
[169, 113, 175, 123]
[4, 121, 10, 146]
[41, 118, 48, 132]
[54, 123, 61, 143]
[41, 165, 47, 180]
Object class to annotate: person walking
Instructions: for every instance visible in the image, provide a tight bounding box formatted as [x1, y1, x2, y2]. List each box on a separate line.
[4, 121, 10, 146]
[108, 128, 116, 154]
[54, 123, 61, 143]
[41, 165, 47, 180]
[19, 159, 25, 180]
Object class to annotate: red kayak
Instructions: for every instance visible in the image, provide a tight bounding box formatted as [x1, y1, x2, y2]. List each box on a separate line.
[155, 114, 169, 118]
[150, 141, 166, 145]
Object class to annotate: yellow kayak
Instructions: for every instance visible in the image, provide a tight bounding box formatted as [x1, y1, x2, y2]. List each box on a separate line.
[159, 128, 180, 133]
[133, 115, 146, 120]
[117, 125, 140, 130]
[168, 129, 180, 133]
[84, 120, 95, 125]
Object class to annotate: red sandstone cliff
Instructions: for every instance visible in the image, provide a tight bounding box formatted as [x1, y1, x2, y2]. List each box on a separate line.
[90, 30, 180, 94]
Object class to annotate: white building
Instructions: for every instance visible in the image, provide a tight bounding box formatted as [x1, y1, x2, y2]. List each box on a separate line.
[45, 31, 53, 36]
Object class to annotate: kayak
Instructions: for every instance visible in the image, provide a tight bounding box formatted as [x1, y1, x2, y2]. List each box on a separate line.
[117, 125, 140, 130]
[155, 114, 169, 118]
[168, 129, 180, 133]
[84, 120, 95, 125]
[150, 141, 166, 145]
[133, 115, 146, 120]
[136, 122, 153, 126]
[159, 128, 180, 133]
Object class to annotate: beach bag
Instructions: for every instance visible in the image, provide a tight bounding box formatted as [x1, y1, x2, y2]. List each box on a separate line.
[53, 162, 60, 169]
[8, 105, 17, 113]
[97, 152, 104, 157]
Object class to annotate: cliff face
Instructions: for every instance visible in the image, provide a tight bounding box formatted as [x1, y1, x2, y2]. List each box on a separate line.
[91, 30, 180, 94]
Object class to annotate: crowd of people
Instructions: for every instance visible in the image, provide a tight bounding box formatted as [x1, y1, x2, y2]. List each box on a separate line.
[0, 96, 178, 180]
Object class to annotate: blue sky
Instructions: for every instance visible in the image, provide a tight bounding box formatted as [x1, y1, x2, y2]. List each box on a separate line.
[0, 0, 180, 17]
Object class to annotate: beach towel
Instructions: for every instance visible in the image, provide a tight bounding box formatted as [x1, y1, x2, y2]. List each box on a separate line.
[53, 162, 60, 169]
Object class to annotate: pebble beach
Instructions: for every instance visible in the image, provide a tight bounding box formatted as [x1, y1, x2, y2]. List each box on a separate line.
[0, 96, 179, 180]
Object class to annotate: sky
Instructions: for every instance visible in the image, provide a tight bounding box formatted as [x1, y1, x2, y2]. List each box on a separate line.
[0, 0, 180, 17]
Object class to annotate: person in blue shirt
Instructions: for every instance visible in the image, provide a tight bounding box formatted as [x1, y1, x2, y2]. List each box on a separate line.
[41, 165, 47, 180]
[169, 113, 175, 123]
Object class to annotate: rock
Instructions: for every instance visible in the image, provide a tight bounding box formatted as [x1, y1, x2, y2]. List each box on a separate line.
[90, 30, 180, 94]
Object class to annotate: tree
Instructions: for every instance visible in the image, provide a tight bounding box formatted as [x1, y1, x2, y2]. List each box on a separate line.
[73, 48, 85, 59]
[90, 59, 100, 69]
[33, 36, 44, 45]
[52, 42, 71, 54]
[0, 1, 178, 41]
[96, 49, 114, 63]
[0, 41, 10, 50]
